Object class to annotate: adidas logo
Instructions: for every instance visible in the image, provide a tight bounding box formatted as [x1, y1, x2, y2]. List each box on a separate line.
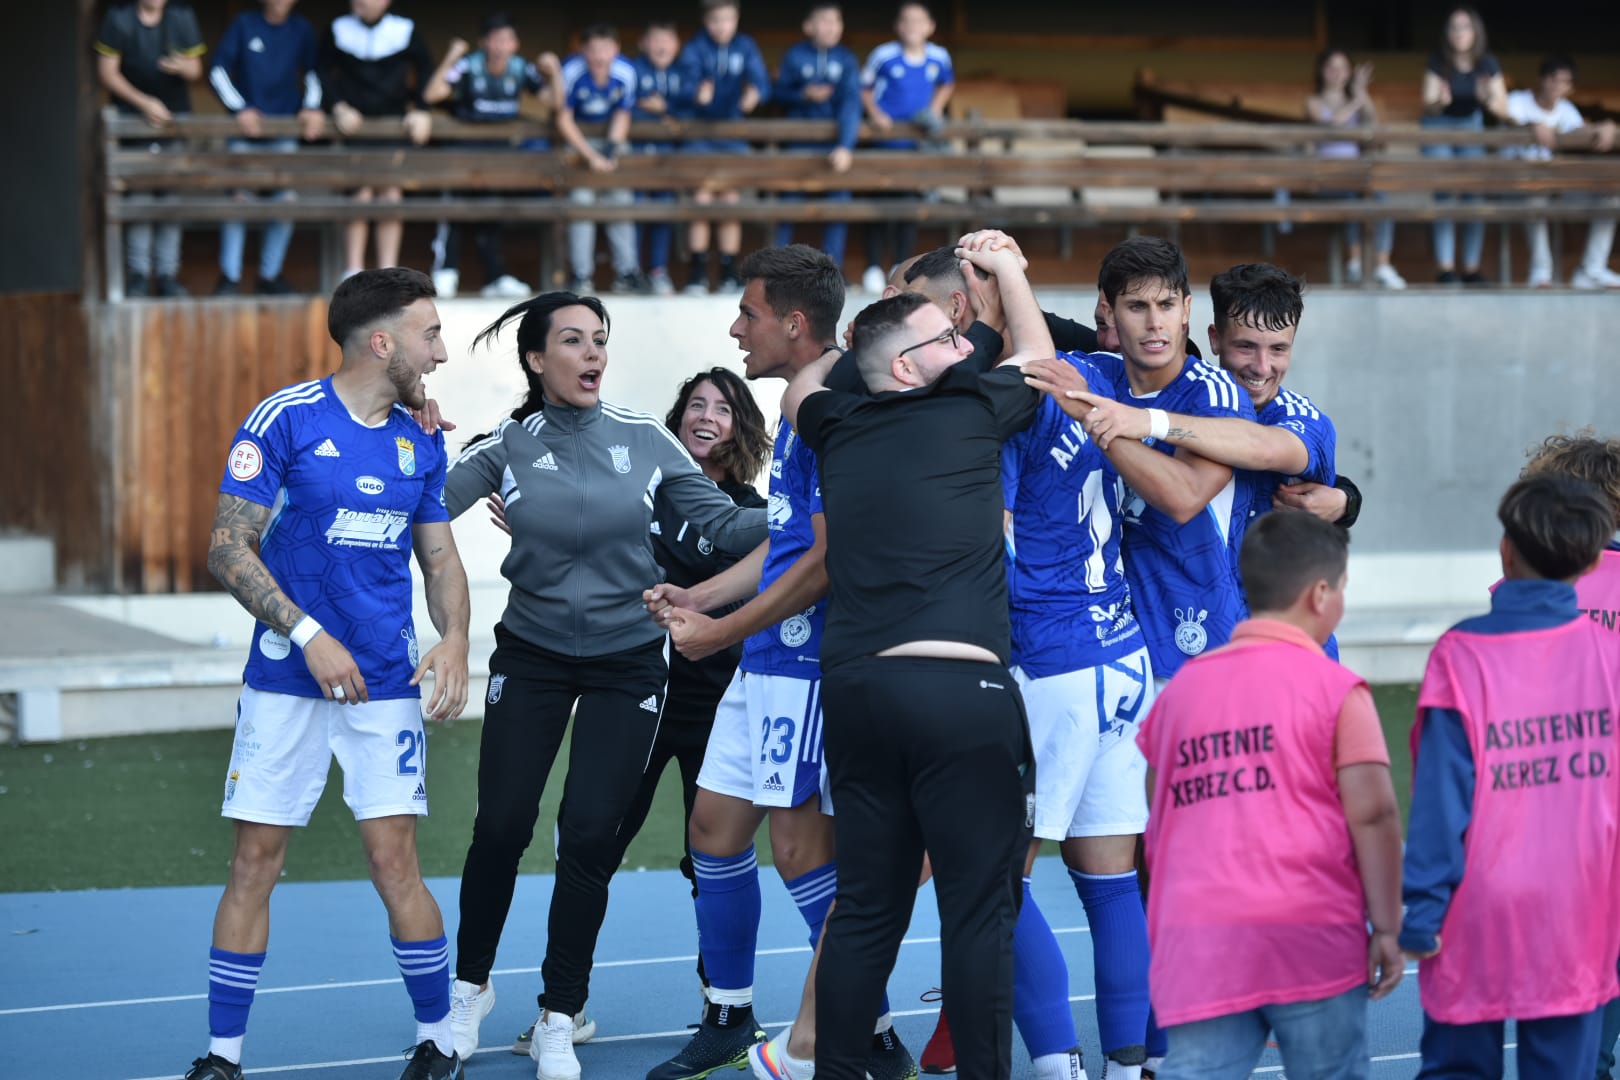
[412, 782, 427, 801]
[638, 695, 659, 713]
[532, 453, 558, 471]
[762, 771, 785, 793]
[314, 438, 341, 458]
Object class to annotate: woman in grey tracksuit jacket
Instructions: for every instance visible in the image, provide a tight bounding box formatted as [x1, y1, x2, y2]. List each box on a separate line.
[441, 292, 767, 1058]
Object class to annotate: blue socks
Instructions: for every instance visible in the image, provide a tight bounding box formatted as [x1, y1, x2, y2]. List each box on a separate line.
[785, 860, 891, 1021]
[693, 846, 763, 1002]
[392, 934, 451, 1022]
[1071, 869, 1152, 1057]
[1013, 878, 1078, 1058]
[207, 947, 265, 1062]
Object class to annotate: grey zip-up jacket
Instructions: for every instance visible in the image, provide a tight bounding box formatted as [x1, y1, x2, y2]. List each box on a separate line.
[447, 398, 769, 658]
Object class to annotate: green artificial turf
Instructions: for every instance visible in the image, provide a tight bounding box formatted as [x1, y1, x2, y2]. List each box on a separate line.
[0, 683, 1423, 894]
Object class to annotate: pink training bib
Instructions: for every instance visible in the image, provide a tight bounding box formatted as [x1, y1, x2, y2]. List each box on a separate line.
[1579, 549, 1620, 635]
[1139, 625, 1372, 1027]
[1414, 617, 1620, 1024]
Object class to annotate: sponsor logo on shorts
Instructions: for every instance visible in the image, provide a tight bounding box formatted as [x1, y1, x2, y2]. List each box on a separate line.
[609, 444, 632, 474]
[638, 695, 660, 713]
[314, 438, 341, 458]
[487, 673, 507, 704]
[763, 771, 786, 793]
[226, 769, 240, 801]
[396, 436, 417, 476]
[326, 508, 410, 548]
[228, 440, 263, 481]
[355, 475, 385, 495]
[259, 629, 291, 661]
[413, 781, 427, 802]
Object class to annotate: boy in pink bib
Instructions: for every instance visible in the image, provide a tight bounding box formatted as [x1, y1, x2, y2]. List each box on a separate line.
[1404, 472, 1620, 1079]
[1137, 510, 1403, 1079]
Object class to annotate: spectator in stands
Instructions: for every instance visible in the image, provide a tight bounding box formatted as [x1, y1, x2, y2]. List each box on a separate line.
[1420, 6, 1507, 286]
[422, 12, 558, 299]
[556, 24, 648, 295]
[209, 0, 325, 297]
[1306, 49, 1406, 290]
[1504, 55, 1620, 289]
[859, 2, 954, 295]
[95, 0, 206, 298]
[679, 0, 771, 295]
[631, 21, 697, 296]
[319, 0, 435, 279]
[773, 3, 861, 279]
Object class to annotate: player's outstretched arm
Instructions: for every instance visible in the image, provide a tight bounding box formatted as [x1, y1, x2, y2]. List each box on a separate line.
[208, 494, 306, 636]
[411, 522, 471, 721]
[1066, 392, 1310, 475]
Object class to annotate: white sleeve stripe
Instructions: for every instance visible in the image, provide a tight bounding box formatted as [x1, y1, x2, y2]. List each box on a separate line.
[244, 380, 322, 431]
[210, 66, 246, 112]
[248, 389, 326, 436]
[450, 419, 511, 467]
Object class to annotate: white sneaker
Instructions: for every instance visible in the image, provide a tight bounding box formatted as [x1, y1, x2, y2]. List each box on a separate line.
[448, 978, 494, 1060]
[533, 1010, 583, 1079]
[749, 1025, 813, 1079]
[860, 265, 887, 294]
[1373, 263, 1407, 290]
[431, 268, 460, 299]
[515, 1011, 598, 1052]
[648, 267, 676, 296]
[481, 274, 532, 298]
[1573, 266, 1620, 289]
[1344, 257, 1362, 284]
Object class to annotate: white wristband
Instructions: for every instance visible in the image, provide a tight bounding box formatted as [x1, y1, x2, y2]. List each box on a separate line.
[289, 615, 323, 649]
[1147, 408, 1171, 441]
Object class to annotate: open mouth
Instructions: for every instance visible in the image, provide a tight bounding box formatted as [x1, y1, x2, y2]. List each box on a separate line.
[690, 429, 718, 443]
[579, 370, 602, 391]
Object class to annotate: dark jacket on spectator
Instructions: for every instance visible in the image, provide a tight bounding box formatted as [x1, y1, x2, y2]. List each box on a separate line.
[319, 11, 433, 117]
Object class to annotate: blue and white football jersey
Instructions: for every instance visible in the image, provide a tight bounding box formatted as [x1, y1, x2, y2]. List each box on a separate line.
[560, 54, 637, 119]
[1090, 353, 1256, 679]
[740, 422, 824, 678]
[219, 378, 449, 699]
[1002, 351, 1142, 678]
[1248, 387, 1337, 519]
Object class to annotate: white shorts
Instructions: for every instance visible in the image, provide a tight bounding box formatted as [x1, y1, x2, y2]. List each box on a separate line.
[697, 670, 830, 811]
[1015, 647, 1156, 841]
[221, 685, 430, 826]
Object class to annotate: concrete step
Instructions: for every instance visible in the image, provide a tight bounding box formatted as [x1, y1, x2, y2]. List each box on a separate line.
[0, 535, 54, 595]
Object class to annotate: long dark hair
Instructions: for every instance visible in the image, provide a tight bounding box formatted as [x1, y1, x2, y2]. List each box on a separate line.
[1439, 6, 1488, 73]
[467, 292, 610, 445]
[664, 367, 770, 486]
[1313, 47, 1352, 96]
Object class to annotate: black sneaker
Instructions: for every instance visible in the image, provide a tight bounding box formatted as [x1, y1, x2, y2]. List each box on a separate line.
[645, 1007, 765, 1080]
[184, 1055, 243, 1080]
[213, 276, 240, 296]
[1461, 270, 1488, 287]
[126, 272, 150, 297]
[397, 1041, 463, 1080]
[256, 276, 295, 296]
[612, 270, 649, 294]
[1435, 269, 1461, 285]
[155, 274, 189, 297]
[868, 1025, 920, 1080]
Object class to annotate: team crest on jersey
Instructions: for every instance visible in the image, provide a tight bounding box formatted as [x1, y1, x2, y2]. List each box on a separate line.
[779, 608, 814, 647]
[609, 444, 632, 474]
[488, 673, 507, 704]
[768, 491, 794, 527]
[1174, 607, 1210, 655]
[401, 626, 420, 668]
[395, 436, 417, 476]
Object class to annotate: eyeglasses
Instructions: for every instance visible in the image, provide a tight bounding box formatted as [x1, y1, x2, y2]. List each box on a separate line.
[897, 326, 960, 359]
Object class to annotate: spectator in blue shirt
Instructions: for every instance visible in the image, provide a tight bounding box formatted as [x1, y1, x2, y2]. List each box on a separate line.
[631, 21, 696, 296]
[859, 2, 954, 294]
[773, 3, 860, 276]
[421, 12, 557, 299]
[678, 0, 770, 294]
[556, 24, 647, 294]
[209, 0, 326, 296]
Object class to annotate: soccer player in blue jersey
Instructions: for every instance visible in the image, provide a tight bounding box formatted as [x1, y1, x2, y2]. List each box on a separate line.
[859, 2, 954, 292]
[643, 246, 915, 1080]
[773, 2, 862, 273]
[184, 268, 471, 1080]
[556, 24, 647, 294]
[679, 0, 771, 294]
[1000, 344, 1156, 1080]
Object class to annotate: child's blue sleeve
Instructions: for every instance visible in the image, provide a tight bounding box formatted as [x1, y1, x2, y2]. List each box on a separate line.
[1400, 706, 1475, 954]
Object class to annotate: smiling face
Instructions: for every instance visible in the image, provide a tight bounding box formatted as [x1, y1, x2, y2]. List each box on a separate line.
[528, 304, 609, 408]
[382, 298, 447, 410]
[679, 378, 736, 465]
[1319, 51, 1351, 92]
[896, 3, 934, 47]
[642, 25, 679, 67]
[1209, 315, 1297, 409]
[1112, 279, 1191, 377]
[483, 26, 519, 70]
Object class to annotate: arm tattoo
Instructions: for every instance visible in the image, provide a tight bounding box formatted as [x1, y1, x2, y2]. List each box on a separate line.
[1166, 427, 1196, 440]
[206, 494, 305, 635]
